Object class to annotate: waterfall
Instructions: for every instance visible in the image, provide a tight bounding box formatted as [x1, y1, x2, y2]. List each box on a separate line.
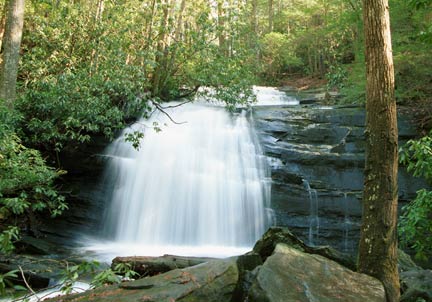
[88, 99, 273, 258]
[303, 179, 319, 246]
[343, 192, 351, 252]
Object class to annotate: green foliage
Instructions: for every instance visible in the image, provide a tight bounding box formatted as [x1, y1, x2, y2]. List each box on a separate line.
[60, 261, 100, 294]
[260, 32, 303, 80]
[408, 0, 432, 9]
[326, 65, 347, 90]
[18, 70, 148, 152]
[339, 60, 366, 104]
[188, 49, 258, 110]
[0, 227, 20, 255]
[112, 262, 139, 280]
[400, 132, 432, 179]
[59, 261, 137, 293]
[91, 269, 121, 288]
[0, 269, 19, 295]
[399, 189, 432, 261]
[0, 102, 65, 254]
[399, 131, 432, 260]
[389, 0, 432, 103]
[90, 262, 138, 288]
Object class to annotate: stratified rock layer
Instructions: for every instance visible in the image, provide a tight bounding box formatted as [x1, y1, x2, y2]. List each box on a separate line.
[252, 104, 428, 252]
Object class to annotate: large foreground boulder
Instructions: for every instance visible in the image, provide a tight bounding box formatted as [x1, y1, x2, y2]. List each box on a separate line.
[46, 255, 261, 302]
[248, 243, 386, 302]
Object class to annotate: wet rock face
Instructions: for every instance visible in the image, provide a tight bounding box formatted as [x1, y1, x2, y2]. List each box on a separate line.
[40, 135, 111, 245]
[252, 104, 427, 254]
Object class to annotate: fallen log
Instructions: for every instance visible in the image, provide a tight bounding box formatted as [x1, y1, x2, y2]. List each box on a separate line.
[111, 254, 215, 276]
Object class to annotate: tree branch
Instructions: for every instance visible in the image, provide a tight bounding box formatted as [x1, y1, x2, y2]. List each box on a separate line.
[18, 266, 38, 299]
[151, 101, 187, 125]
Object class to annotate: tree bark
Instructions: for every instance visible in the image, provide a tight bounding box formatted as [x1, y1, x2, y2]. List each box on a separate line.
[268, 0, 273, 32]
[251, 0, 257, 35]
[152, 0, 171, 96]
[217, 0, 227, 56]
[90, 0, 104, 76]
[0, 0, 8, 51]
[358, 0, 400, 301]
[0, 0, 24, 107]
[160, 0, 186, 91]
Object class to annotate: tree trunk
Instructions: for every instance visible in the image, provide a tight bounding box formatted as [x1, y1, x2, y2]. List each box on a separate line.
[0, 0, 8, 52]
[90, 0, 104, 76]
[358, 0, 400, 301]
[0, 0, 24, 107]
[217, 0, 227, 56]
[160, 0, 186, 92]
[268, 0, 273, 32]
[152, 0, 171, 97]
[251, 0, 257, 35]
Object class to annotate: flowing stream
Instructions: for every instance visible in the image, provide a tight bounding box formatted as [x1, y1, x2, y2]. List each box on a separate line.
[82, 87, 296, 260]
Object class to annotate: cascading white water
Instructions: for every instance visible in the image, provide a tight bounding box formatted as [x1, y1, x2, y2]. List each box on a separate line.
[81, 87, 296, 259]
[89, 98, 274, 258]
[252, 86, 299, 106]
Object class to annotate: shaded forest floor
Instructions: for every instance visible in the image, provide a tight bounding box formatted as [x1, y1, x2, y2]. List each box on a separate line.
[280, 75, 327, 91]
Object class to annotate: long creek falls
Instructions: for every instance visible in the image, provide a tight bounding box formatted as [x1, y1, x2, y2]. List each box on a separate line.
[82, 88, 297, 259]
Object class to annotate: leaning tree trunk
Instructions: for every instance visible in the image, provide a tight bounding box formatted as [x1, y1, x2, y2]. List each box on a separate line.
[358, 0, 400, 301]
[0, 0, 24, 108]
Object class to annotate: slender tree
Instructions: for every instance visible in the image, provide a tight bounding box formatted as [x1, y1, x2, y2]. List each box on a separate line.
[161, 0, 186, 90]
[358, 0, 400, 301]
[152, 0, 171, 96]
[268, 0, 273, 32]
[0, 0, 24, 107]
[90, 0, 105, 75]
[217, 0, 227, 55]
[0, 0, 8, 50]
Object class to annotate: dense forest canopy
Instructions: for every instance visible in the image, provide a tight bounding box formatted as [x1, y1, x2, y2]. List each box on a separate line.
[0, 0, 431, 278]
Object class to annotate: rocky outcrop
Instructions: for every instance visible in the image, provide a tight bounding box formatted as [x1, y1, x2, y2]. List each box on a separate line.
[400, 269, 432, 302]
[45, 229, 389, 302]
[48, 243, 385, 302]
[46, 255, 260, 302]
[252, 103, 429, 253]
[247, 243, 385, 302]
[253, 227, 355, 270]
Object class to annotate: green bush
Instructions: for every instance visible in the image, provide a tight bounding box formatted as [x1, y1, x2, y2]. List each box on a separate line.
[0, 102, 66, 254]
[17, 69, 148, 152]
[399, 130, 432, 261]
[260, 32, 303, 81]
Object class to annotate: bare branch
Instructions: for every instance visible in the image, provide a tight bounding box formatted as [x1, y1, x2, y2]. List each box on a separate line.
[151, 100, 187, 125]
[18, 266, 38, 299]
[157, 98, 195, 109]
